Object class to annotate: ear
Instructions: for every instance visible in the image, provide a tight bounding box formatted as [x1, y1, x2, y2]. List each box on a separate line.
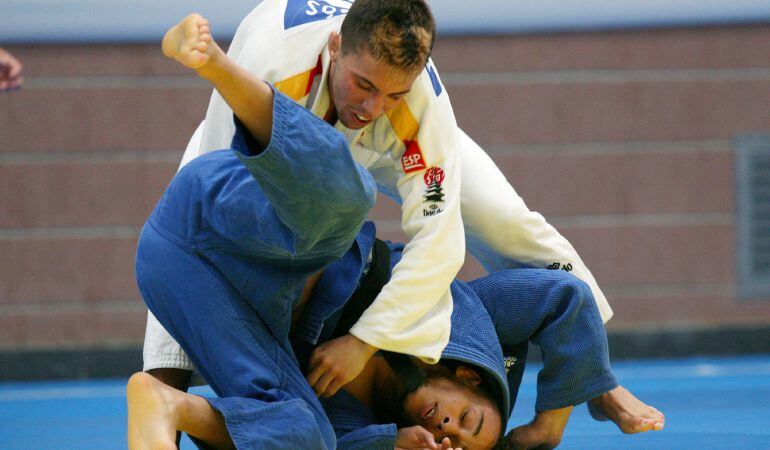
[454, 365, 482, 387]
[328, 32, 341, 61]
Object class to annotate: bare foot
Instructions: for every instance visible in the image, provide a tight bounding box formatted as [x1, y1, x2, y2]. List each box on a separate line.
[161, 13, 217, 69]
[126, 372, 180, 450]
[588, 386, 665, 434]
[506, 406, 573, 449]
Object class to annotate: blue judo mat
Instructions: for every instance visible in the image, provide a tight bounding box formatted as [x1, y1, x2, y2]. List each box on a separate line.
[2, 355, 769, 449]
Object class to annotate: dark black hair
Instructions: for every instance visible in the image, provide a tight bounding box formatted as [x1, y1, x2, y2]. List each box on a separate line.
[372, 357, 501, 430]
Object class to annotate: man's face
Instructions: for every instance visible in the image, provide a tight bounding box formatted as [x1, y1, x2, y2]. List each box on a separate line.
[328, 34, 418, 129]
[402, 373, 502, 449]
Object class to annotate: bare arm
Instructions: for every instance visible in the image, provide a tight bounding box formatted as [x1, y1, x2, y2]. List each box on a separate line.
[162, 14, 274, 148]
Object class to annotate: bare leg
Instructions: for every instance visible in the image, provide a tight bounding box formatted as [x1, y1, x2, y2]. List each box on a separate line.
[161, 13, 274, 149]
[506, 406, 573, 450]
[126, 372, 235, 450]
[588, 385, 665, 433]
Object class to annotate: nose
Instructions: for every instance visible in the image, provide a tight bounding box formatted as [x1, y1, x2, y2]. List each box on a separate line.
[436, 415, 459, 434]
[361, 93, 385, 118]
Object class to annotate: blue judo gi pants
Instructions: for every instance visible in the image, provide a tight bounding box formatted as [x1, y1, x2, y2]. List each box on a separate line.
[137, 224, 337, 449]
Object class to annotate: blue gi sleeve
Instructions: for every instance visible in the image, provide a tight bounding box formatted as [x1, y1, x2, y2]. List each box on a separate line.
[335, 425, 397, 450]
[229, 88, 377, 255]
[467, 269, 618, 411]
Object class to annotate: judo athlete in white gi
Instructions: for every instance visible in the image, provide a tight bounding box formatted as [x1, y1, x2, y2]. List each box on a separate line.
[145, 0, 612, 393]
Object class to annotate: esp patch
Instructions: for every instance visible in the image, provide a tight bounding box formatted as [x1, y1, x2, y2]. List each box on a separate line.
[284, 0, 353, 30]
[401, 140, 427, 174]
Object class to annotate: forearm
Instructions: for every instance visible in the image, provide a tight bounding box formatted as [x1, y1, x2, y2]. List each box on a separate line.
[350, 227, 464, 362]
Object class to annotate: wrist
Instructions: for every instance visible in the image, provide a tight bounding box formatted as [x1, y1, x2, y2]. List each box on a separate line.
[351, 334, 379, 357]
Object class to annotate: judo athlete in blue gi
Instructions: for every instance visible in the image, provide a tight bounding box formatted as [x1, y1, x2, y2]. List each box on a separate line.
[127, 21, 378, 449]
[284, 233, 663, 450]
[126, 17, 663, 450]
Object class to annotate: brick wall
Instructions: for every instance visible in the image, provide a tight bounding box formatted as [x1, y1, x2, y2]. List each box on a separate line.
[2, 24, 769, 354]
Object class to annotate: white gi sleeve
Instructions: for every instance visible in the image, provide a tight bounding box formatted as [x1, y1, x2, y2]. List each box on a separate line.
[457, 129, 613, 322]
[350, 66, 465, 363]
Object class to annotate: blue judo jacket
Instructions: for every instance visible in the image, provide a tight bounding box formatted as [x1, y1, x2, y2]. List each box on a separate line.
[312, 234, 615, 449]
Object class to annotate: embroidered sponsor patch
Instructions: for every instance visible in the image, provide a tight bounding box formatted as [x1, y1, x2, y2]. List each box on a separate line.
[423, 166, 446, 205]
[401, 140, 427, 173]
[546, 262, 573, 272]
[503, 356, 517, 373]
[423, 203, 443, 217]
[284, 0, 353, 30]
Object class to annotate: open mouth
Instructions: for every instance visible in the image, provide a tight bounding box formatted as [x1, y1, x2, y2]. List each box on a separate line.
[352, 112, 370, 124]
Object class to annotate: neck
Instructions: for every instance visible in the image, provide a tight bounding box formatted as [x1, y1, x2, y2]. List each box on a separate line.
[340, 354, 397, 410]
[370, 356, 408, 422]
[324, 61, 338, 124]
[373, 355, 399, 394]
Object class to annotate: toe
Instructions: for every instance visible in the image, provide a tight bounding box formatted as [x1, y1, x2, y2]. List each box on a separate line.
[620, 415, 654, 434]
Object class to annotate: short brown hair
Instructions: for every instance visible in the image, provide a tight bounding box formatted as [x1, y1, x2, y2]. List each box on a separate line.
[340, 0, 435, 73]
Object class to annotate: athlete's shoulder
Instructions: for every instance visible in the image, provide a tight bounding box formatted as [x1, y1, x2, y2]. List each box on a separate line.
[235, 0, 348, 41]
[377, 58, 449, 140]
[407, 58, 446, 104]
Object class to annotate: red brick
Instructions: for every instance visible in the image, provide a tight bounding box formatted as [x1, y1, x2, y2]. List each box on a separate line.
[0, 307, 146, 349]
[0, 161, 176, 228]
[434, 25, 770, 72]
[488, 146, 735, 215]
[606, 292, 770, 329]
[0, 237, 140, 305]
[4, 44, 195, 77]
[560, 223, 734, 286]
[450, 80, 770, 145]
[0, 87, 210, 153]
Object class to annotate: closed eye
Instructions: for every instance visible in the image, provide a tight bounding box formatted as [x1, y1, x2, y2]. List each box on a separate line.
[358, 81, 375, 92]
